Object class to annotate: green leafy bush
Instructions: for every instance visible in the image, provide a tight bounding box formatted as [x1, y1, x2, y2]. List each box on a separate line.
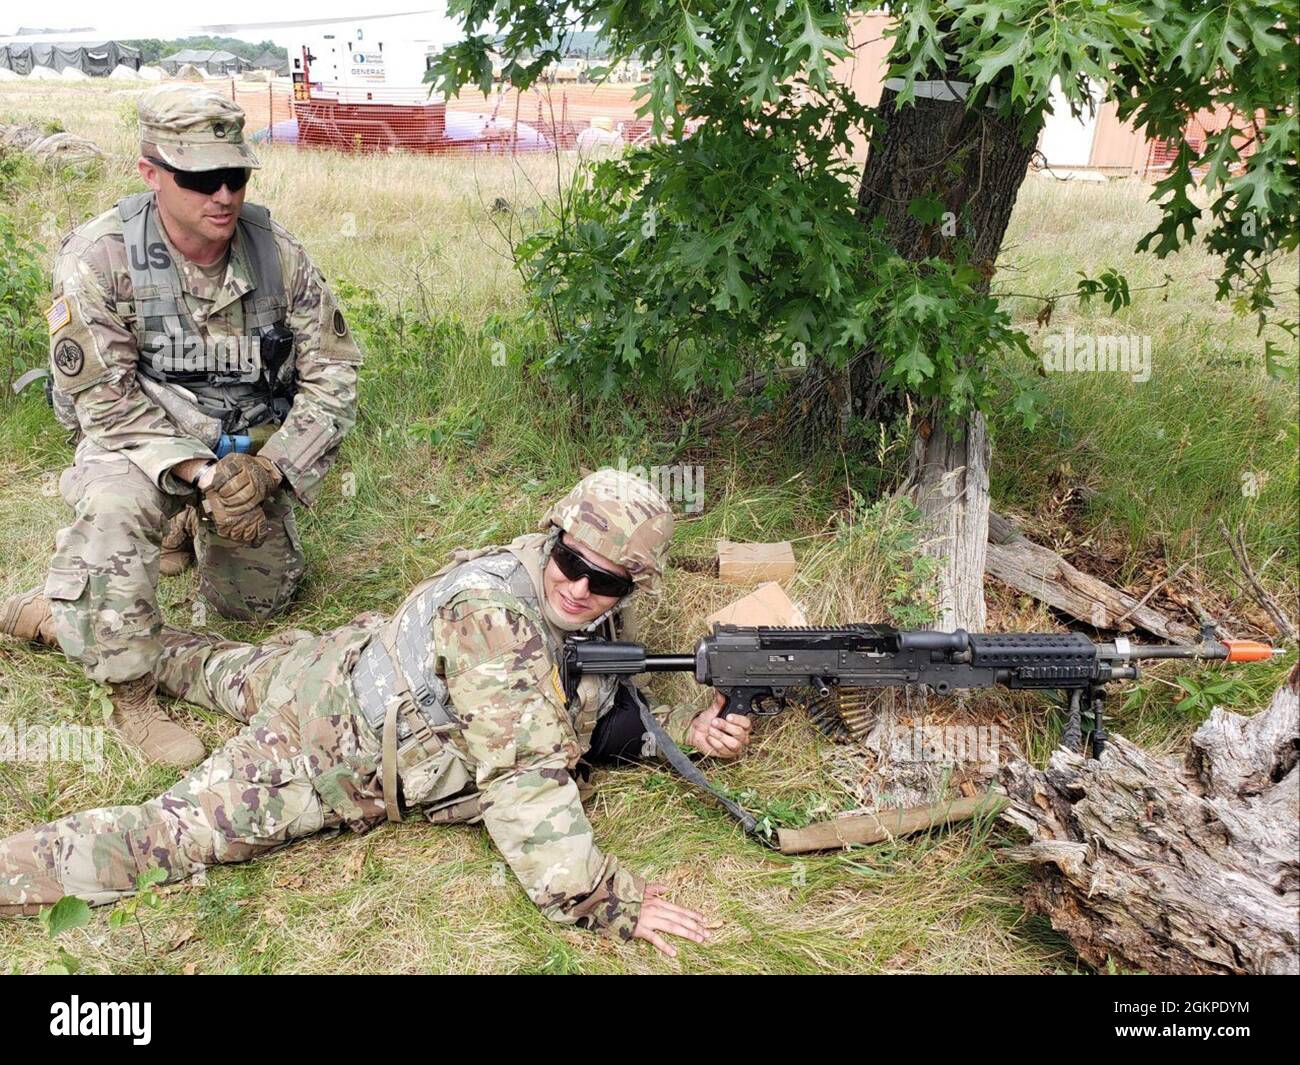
[518, 86, 1038, 426]
[0, 211, 48, 396]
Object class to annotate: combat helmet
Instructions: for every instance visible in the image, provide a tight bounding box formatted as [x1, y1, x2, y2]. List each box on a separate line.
[541, 468, 674, 592]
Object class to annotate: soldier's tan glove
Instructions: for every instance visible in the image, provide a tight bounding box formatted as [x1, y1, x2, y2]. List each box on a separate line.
[200, 454, 283, 546]
[203, 500, 271, 546]
[206, 453, 284, 513]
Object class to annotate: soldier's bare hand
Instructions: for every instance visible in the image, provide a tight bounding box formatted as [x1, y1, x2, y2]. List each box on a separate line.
[687, 692, 753, 759]
[633, 882, 712, 958]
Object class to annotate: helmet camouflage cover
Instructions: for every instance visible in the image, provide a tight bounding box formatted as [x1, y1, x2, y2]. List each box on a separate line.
[542, 468, 674, 590]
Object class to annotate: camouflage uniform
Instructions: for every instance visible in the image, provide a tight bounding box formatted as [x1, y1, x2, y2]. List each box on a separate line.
[43, 85, 361, 685]
[0, 473, 694, 943]
[0, 620, 386, 913]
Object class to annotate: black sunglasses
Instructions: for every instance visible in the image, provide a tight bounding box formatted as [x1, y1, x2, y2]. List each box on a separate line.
[551, 539, 635, 598]
[148, 157, 250, 195]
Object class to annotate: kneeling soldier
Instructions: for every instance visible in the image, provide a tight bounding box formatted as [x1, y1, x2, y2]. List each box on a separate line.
[2, 85, 362, 767]
[0, 470, 752, 955]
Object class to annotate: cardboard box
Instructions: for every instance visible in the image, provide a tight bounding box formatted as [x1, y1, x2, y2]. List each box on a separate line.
[705, 581, 808, 629]
[716, 540, 798, 584]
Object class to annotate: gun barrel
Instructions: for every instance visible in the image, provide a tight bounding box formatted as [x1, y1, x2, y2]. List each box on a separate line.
[1112, 638, 1279, 663]
[642, 654, 695, 672]
[1095, 632, 1286, 671]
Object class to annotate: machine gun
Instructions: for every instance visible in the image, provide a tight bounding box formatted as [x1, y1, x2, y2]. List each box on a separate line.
[562, 622, 1282, 757]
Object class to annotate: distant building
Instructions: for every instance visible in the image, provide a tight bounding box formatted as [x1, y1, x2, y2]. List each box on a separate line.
[835, 12, 1256, 178]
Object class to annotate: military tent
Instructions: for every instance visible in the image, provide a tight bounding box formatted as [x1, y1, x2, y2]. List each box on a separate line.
[0, 41, 141, 76]
[160, 49, 249, 76]
[251, 49, 290, 77]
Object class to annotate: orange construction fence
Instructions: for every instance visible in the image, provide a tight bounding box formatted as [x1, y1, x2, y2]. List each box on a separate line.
[219, 78, 653, 156]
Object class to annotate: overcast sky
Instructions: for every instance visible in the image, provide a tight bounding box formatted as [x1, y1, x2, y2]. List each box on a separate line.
[0, 4, 465, 46]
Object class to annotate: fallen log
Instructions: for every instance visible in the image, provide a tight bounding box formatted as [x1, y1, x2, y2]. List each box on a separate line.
[986, 510, 1198, 643]
[1000, 663, 1299, 974]
[776, 793, 1007, 854]
[0, 123, 103, 167]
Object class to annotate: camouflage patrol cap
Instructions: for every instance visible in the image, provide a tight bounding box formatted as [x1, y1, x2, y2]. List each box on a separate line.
[137, 85, 260, 172]
[542, 468, 675, 591]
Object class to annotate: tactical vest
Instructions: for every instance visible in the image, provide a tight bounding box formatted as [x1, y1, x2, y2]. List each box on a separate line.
[117, 192, 295, 434]
[351, 533, 622, 820]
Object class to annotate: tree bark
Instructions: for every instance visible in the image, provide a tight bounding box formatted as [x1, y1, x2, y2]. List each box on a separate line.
[855, 83, 1040, 629]
[986, 510, 1200, 643]
[1000, 664, 1300, 974]
[910, 414, 991, 630]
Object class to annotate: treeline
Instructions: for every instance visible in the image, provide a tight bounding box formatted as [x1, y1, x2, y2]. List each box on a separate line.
[120, 38, 286, 64]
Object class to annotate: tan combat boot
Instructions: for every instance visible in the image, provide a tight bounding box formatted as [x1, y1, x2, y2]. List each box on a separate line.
[0, 586, 58, 647]
[160, 507, 198, 576]
[109, 675, 206, 769]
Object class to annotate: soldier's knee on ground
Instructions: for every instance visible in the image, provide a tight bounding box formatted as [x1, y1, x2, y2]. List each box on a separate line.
[198, 562, 305, 621]
[194, 495, 305, 621]
[46, 453, 177, 682]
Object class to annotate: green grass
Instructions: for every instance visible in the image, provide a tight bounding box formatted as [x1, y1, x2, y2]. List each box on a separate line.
[991, 176, 1298, 593]
[0, 81, 1295, 974]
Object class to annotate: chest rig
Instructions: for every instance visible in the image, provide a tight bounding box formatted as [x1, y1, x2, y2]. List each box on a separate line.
[351, 533, 622, 821]
[118, 192, 296, 433]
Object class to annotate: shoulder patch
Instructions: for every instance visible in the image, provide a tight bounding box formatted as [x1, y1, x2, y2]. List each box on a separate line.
[435, 601, 548, 679]
[48, 293, 111, 395]
[46, 298, 71, 336]
[52, 338, 84, 377]
[318, 285, 363, 364]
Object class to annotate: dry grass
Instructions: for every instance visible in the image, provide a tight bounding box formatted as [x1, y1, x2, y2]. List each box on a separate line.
[0, 81, 1294, 974]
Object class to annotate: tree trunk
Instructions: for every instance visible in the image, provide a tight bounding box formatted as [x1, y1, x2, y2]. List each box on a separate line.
[856, 82, 1040, 629]
[909, 413, 991, 630]
[1000, 664, 1300, 975]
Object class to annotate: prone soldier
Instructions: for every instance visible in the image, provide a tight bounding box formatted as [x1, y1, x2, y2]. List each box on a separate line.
[0, 470, 753, 955]
[1, 85, 362, 767]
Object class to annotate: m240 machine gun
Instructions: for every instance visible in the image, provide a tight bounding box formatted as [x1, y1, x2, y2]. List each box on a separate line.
[563, 623, 1281, 757]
